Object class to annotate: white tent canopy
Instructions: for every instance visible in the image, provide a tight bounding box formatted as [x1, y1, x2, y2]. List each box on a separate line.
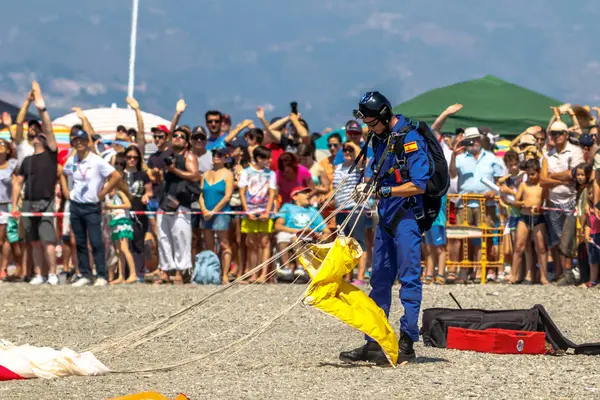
[52, 103, 171, 157]
[52, 103, 170, 136]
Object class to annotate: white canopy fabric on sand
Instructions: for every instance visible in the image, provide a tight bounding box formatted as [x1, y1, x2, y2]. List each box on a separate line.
[52, 104, 172, 157]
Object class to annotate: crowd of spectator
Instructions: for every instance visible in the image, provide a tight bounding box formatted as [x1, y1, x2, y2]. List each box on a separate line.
[0, 82, 598, 288]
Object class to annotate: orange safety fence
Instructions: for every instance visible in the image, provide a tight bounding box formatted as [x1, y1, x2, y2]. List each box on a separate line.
[438, 193, 583, 284]
[443, 194, 504, 284]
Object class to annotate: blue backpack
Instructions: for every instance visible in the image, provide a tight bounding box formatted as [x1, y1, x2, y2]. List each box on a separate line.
[192, 250, 221, 285]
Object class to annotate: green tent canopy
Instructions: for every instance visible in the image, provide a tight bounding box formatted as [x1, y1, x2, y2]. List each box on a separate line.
[393, 75, 563, 137]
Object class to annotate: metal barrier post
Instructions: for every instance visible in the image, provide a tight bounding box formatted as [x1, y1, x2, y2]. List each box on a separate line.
[479, 197, 487, 285]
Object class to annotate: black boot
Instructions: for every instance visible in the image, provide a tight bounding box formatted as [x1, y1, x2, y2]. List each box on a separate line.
[339, 341, 389, 365]
[398, 331, 416, 363]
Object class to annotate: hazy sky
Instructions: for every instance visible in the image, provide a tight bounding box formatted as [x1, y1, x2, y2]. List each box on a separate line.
[2, 0, 600, 131]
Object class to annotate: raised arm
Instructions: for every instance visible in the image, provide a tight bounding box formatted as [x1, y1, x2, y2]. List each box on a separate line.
[126, 97, 145, 153]
[224, 119, 253, 144]
[31, 81, 57, 152]
[15, 90, 34, 145]
[255, 107, 271, 132]
[510, 126, 542, 151]
[289, 112, 309, 141]
[1, 113, 14, 141]
[266, 115, 291, 143]
[71, 107, 96, 136]
[431, 104, 463, 140]
[567, 106, 582, 135]
[170, 99, 187, 134]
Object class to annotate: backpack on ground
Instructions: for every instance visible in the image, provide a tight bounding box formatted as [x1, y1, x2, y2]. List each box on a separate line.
[191, 250, 221, 285]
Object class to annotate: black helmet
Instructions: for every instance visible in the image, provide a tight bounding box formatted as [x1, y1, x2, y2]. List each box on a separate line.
[353, 91, 393, 125]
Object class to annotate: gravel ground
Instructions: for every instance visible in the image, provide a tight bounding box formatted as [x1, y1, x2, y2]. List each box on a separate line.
[1, 282, 600, 399]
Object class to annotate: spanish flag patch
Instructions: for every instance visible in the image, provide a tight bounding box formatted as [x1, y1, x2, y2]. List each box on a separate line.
[404, 141, 418, 153]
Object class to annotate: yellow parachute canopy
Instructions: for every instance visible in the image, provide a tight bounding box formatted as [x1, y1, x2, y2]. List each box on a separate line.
[299, 236, 398, 366]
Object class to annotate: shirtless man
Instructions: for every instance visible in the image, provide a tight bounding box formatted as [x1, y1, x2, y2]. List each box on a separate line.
[511, 159, 549, 285]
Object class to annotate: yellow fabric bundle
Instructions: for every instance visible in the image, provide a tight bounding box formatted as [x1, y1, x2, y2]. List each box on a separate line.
[299, 237, 398, 366]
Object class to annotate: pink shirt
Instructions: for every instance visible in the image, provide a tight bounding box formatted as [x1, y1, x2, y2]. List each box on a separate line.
[590, 213, 600, 235]
[276, 164, 312, 204]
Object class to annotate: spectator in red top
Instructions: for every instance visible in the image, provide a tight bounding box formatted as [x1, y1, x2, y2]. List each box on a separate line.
[276, 152, 315, 204]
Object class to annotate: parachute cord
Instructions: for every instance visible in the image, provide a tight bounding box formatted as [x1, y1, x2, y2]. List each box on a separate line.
[89, 173, 357, 355]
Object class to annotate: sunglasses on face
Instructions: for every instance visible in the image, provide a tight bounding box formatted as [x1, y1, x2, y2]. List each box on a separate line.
[153, 134, 166, 140]
[126, 155, 139, 160]
[207, 119, 221, 125]
[364, 119, 379, 128]
[550, 131, 565, 137]
[192, 134, 207, 141]
[343, 147, 355, 154]
[173, 133, 186, 140]
[212, 152, 226, 158]
[328, 143, 340, 148]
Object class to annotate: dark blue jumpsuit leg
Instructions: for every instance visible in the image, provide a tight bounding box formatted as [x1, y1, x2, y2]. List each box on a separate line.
[365, 223, 397, 343]
[394, 210, 423, 342]
[367, 210, 422, 343]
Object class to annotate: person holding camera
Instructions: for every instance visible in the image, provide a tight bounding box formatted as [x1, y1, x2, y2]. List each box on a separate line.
[449, 127, 506, 283]
[156, 126, 201, 285]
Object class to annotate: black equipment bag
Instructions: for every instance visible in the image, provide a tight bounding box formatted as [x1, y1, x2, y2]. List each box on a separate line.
[420, 304, 600, 355]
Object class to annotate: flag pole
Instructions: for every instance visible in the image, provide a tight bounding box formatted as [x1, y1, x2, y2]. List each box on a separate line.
[126, 0, 139, 106]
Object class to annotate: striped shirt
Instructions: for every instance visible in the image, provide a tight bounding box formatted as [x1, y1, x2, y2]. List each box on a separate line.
[333, 163, 361, 210]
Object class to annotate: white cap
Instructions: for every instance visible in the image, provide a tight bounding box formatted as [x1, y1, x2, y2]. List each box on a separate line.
[550, 121, 568, 132]
[486, 132, 499, 144]
[463, 127, 481, 140]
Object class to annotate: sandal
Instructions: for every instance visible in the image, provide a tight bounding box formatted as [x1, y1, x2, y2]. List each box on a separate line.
[434, 275, 447, 285]
[423, 275, 434, 285]
[446, 272, 456, 284]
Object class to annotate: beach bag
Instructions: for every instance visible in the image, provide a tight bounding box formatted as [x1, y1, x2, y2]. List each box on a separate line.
[191, 250, 221, 285]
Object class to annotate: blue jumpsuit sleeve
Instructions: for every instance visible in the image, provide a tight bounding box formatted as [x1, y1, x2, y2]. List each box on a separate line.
[404, 130, 430, 191]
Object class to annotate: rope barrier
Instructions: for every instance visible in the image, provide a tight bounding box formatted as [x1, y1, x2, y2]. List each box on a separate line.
[5, 209, 374, 218]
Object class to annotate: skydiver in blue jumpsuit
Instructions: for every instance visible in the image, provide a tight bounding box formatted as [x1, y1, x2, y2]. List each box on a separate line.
[339, 91, 431, 365]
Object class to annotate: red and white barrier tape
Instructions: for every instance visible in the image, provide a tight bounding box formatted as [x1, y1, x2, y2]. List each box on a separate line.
[1, 209, 373, 218]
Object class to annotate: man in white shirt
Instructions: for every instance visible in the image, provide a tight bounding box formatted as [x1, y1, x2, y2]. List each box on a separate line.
[62, 129, 122, 287]
[541, 121, 584, 285]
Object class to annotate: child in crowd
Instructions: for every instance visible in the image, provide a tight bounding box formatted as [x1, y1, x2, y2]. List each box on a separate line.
[510, 159, 549, 285]
[105, 155, 137, 284]
[584, 184, 600, 288]
[238, 146, 277, 283]
[423, 194, 448, 284]
[274, 186, 329, 281]
[575, 163, 593, 284]
[498, 150, 525, 281]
